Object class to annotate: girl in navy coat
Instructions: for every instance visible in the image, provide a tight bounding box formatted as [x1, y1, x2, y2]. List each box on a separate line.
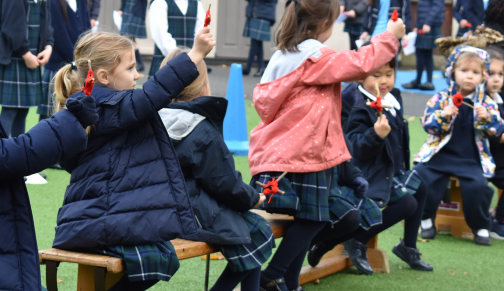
[160, 48, 275, 291]
[0, 97, 97, 291]
[38, 0, 91, 120]
[342, 57, 433, 272]
[453, 0, 484, 37]
[0, 0, 53, 137]
[401, 0, 444, 91]
[51, 30, 215, 290]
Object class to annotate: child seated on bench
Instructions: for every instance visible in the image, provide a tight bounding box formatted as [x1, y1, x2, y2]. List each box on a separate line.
[415, 46, 504, 246]
[486, 48, 504, 240]
[314, 56, 432, 273]
[159, 48, 274, 291]
[51, 30, 215, 290]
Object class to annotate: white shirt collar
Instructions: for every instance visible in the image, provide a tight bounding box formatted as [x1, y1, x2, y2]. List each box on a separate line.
[492, 92, 503, 104]
[358, 85, 401, 117]
[66, 0, 77, 12]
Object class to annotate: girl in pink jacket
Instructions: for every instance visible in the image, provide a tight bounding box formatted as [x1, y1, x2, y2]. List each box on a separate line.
[248, 0, 405, 290]
[249, 0, 405, 291]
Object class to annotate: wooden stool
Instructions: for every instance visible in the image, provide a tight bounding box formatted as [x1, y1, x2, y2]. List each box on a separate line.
[435, 178, 503, 239]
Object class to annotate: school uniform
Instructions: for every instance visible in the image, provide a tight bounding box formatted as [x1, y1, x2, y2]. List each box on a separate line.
[363, 0, 413, 36]
[148, 0, 205, 78]
[38, 0, 91, 117]
[120, 0, 148, 38]
[54, 53, 200, 282]
[0, 110, 88, 291]
[453, 0, 484, 37]
[243, 0, 277, 42]
[0, 0, 54, 109]
[161, 96, 275, 273]
[340, 0, 368, 50]
[414, 0, 444, 50]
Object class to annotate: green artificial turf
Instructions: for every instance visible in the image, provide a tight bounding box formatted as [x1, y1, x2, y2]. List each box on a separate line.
[17, 103, 503, 290]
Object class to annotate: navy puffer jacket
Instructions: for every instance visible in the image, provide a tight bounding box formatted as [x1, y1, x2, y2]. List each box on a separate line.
[363, 0, 412, 34]
[53, 53, 199, 250]
[415, 0, 445, 28]
[245, 0, 278, 25]
[161, 97, 260, 245]
[0, 110, 88, 291]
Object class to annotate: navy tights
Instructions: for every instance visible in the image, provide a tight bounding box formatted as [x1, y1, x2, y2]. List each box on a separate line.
[210, 265, 261, 291]
[245, 39, 264, 73]
[0, 107, 29, 137]
[415, 48, 434, 84]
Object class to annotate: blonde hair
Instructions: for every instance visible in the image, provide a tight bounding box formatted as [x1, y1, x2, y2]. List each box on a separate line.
[453, 52, 486, 77]
[160, 48, 209, 102]
[52, 31, 134, 132]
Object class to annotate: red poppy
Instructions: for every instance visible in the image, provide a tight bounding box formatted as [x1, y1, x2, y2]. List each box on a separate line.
[371, 97, 384, 112]
[82, 69, 94, 97]
[452, 93, 463, 107]
[418, 29, 423, 35]
[391, 10, 398, 22]
[204, 9, 211, 27]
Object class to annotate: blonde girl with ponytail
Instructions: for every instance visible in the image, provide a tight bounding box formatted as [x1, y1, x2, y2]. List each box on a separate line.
[51, 28, 215, 290]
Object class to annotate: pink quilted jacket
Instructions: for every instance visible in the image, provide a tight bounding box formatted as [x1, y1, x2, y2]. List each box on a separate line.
[249, 32, 399, 176]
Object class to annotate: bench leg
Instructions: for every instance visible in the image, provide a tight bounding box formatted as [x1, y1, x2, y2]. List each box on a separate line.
[204, 254, 211, 291]
[45, 261, 60, 291]
[95, 267, 107, 291]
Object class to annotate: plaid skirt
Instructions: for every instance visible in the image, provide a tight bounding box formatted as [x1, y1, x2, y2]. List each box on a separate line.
[415, 26, 442, 49]
[328, 168, 382, 230]
[243, 18, 272, 42]
[120, 0, 147, 39]
[38, 69, 56, 116]
[344, 23, 364, 36]
[148, 46, 164, 79]
[251, 169, 332, 222]
[389, 169, 422, 204]
[0, 58, 43, 108]
[91, 241, 179, 282]
[220, 211, 276, 272]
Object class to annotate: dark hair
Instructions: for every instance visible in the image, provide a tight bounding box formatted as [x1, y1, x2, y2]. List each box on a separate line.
[487, 47, 504, 63]
[59, 0, 68, 23]
[276, 0, 340, 53]
[485, 0, 504, 30]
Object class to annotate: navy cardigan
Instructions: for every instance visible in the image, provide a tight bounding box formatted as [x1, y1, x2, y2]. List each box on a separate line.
[343, 84, 410, 206]
[245, 0, 278, 25]
[415, 0, 445, 28]
[453, 0, 484, 28]
[46, 0, 91, 71]
[0, 110, 87, 291]
[54, 53, 200, 250]
[363, 0, 412, 34]
[0, 0, 54, 65]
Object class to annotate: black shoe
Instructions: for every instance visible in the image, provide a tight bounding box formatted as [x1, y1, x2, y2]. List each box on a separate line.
[473, 230, 492, 246]
[418, 82, 435, 90]
[207, 67, 212, 74]
[392, 240, 433, 271]
[401, 80, 420, 89]
[242, 67, 250, 76]
[291, 286, 306, 291]
[254, 68, 265, 77]
[50, 163, 63, 170]
[259, 272, 286, 291]
[421, 224, 437, 239]
[342, 239, 373, 275]
[307, 242, 330, 267]
[136, 63, 145, 72]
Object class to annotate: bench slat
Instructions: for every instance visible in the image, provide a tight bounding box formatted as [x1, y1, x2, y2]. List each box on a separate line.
[39, 249, 124, 274]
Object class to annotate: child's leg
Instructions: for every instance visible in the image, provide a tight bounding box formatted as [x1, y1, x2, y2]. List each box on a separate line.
[423, 49, 434, 83]
[310, 210, 362, 249]
[458, 175, 494, 230]
[240, 267, 261, 291]
[403, 181, 428, 248]
[0, 107, 17, 137]
[108, 275, 158, 291]
[349, 34, 359, 51]
[284, 245, 308, 290]
[415, 49, 427, 84]
[256, 40, 264, 70]
[413, 163, 450, 222]
[11, 108, 29, 137]
[245, 39, 259, 73]
[496, 194, 504, 223]
[210, 264, 259, 291]
[263, 218, 326, 285]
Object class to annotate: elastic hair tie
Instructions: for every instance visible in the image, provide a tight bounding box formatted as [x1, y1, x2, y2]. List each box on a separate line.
[70, 62, 77, 71]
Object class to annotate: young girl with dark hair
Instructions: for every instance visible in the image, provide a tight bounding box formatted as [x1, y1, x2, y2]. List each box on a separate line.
[248, 0, 405, 289]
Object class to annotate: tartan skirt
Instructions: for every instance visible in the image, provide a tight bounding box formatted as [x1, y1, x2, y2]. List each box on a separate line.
[0, 58, 43, 108]
[148, 46, 164, 79]
[344, 23, 364, 36]
[243, 18, 272, 42]
[38, 69, 56, 116]
[328, 168, 382, 230]
[91, 241, 179, 282]
[389, 169, 423, 204]
[251, 169, 332, 222]
[120, 0, 147, 39]
[220, 211, 276, 272]
[415, 26, 442, 49]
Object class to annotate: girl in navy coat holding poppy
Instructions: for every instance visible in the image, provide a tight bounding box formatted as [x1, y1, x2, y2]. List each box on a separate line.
[402, 0, 444, 91]
[360, 0, 412, 42]
[160, 48, 275, 291]
[453, 0, 484, 37]
[38, 0, 91, 120]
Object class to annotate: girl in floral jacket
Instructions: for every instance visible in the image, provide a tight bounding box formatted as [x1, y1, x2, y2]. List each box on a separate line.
[414, 45, 504, 246]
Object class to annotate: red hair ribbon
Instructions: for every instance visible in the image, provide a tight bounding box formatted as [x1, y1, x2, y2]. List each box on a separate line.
[391, 10, 398, 22]
[418, 29, 423, 35]
[82, 60, 94, 97]
[204, 4, 211, 27]
[452, 93, 463, 107]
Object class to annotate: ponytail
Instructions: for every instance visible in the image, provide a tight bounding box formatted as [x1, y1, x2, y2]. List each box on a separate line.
[53, 64, 81, 114]
[276, 1, 298, 53]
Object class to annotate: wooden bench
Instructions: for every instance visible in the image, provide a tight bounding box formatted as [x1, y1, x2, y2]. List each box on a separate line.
[39, 210, 389, 291]
[435, 177, 502, 239]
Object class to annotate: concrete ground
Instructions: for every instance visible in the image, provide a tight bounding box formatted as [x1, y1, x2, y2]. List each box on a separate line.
[138, 58, 433, 117]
